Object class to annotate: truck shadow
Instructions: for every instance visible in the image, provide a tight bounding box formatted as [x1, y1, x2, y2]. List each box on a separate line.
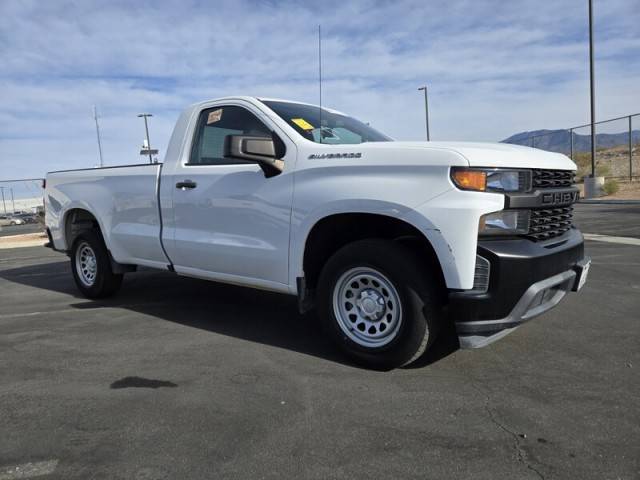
[0, 259, 459, 369]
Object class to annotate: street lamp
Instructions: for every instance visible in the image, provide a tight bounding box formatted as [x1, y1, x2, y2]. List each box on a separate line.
[418, 86, 430, 141]
[137, 113, 155, 163]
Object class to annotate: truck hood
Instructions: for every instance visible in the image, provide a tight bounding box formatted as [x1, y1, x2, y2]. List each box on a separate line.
[357, 141, 577, 171]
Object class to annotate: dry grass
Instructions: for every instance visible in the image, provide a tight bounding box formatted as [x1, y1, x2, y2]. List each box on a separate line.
[573, 144, 640, 179]
[577, 179, 640, 200]
[571, 144, 640, 199]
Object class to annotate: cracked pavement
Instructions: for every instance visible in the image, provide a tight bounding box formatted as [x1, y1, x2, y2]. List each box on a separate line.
[0, 204, 638, 479]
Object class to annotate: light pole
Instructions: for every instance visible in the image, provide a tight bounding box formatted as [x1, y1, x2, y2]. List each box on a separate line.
[0, 187, 6, 214]
[418, 86, 430, 141]
[137, 113, 154, 163]
[588, 0, 596, 177]
[10, 188, 15, 213]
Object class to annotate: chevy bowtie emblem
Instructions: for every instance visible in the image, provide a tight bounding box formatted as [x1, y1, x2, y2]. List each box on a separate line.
[308, 153, 362, 159]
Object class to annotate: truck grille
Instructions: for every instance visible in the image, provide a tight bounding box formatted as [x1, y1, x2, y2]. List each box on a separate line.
[526, 169, 577, 241]
[525, 206, 574, 241]
[532, 169, 575, 189]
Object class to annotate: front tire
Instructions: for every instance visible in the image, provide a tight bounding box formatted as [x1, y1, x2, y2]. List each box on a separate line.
[71, 231, 123, 299]
[317, 239, 442, 369]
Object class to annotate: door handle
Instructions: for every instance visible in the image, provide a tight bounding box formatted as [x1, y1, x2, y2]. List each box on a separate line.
[176, 180, 197, 190]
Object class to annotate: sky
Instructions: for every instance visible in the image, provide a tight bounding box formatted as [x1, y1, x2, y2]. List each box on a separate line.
[1, 0, 639, 190]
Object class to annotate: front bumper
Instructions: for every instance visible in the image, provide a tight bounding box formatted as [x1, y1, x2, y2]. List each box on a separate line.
[449, 228, 589, 348]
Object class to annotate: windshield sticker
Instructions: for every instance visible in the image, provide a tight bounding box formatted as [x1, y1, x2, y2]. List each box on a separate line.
[207, 109, 223, 124]
[292, 118, 314, 130]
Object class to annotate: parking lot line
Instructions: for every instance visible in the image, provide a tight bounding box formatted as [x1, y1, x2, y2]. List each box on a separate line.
[0, 460, 58, 480]
[583, 233, 640, 246]
[0, 302, 169, 320]
[0, 309, 80, 320]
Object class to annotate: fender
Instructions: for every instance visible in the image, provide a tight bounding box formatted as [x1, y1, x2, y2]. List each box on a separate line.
[289, 199, 452, 293]
[55, 200, 110, 252]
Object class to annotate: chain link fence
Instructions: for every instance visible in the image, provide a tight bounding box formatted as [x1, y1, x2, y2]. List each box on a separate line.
[505, 113, 640, 198]
[507, 114, 640, 181]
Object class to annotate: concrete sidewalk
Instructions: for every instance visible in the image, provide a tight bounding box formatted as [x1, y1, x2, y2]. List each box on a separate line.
[0, 232, 47, 249]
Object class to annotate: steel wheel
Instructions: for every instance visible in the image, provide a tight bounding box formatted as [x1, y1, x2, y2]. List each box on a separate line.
[75, 241, 98, 287]
[332, 267, 403, 348]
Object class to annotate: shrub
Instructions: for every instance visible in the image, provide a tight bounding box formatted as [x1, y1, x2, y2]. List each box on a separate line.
[572, 153, 612, 178]
[603, 179, 619, 196]
[596, 164, 611, 177]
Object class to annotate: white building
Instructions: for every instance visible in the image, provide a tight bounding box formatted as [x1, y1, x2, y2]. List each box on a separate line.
[1, 196, 43, 214]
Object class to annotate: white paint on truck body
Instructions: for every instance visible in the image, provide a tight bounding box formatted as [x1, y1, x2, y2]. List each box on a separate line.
[46, 96, 577, 293]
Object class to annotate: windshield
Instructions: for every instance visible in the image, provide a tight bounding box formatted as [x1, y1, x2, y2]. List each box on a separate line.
[261, 100, 391, 145]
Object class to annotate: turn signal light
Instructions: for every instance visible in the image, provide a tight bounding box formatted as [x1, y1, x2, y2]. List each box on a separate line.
[451, 169, 486, 191]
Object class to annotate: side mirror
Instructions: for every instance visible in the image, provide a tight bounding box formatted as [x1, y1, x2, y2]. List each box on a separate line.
[225, 133, 286, 177]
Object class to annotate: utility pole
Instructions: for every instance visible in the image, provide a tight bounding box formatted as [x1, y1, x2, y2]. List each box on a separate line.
[588, 0, 596, 176]
[137, 113, 154, 163]
[629, 115, 633, 181]
[318, 25, 323, 143]
[418, 85, 430, 141]
[93, 105, 104, 167]
[1, 187, 6, 214]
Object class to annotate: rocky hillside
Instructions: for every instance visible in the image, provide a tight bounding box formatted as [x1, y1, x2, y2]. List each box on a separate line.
[502, 129, 640, 154]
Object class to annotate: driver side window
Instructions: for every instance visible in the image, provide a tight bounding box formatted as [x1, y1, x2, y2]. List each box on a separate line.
[188, 106, 272, 165]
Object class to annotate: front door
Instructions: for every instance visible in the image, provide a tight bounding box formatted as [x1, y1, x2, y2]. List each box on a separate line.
[162, 102, 295, 290]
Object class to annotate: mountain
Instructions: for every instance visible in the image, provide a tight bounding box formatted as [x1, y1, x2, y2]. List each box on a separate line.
[502, 129, 640, 154]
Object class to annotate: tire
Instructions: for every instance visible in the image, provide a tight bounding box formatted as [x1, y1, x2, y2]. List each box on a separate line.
[317, 239, 442, 369]
[70, 230, 123, 299]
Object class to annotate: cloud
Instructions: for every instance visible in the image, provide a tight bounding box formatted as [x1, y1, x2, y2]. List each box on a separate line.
[0, 0, 638, 181]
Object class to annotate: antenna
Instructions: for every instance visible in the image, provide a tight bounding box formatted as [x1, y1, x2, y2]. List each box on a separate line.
[318, 24, 322, 144]
[93, 105, 104, 167]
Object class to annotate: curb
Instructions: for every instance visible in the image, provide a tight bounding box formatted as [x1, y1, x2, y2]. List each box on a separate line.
[0, 239, 46, 250]
[0, 232, 47, 250]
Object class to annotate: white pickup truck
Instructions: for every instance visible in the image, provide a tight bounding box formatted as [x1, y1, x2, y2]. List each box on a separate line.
[45, 96, 590, 368]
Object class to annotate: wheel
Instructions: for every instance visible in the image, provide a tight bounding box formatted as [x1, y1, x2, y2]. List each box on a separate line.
[70, 231, 123, 298]
[317, 239, 442, 369]
[10, 221, 15, 226]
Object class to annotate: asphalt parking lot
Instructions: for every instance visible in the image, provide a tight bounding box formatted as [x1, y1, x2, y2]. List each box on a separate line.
[1, 204, 638, 479]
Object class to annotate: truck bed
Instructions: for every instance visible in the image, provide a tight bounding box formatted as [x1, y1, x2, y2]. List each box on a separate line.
[45, 163, 169, 269]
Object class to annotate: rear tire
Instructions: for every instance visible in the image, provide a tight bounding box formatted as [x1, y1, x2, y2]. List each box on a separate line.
[70, 231, 123, 299]
[317, 239, 442, 369]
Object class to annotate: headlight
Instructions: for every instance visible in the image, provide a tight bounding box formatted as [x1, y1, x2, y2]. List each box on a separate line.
[479, 210, 530, 236]
[451, 168, 531, 193]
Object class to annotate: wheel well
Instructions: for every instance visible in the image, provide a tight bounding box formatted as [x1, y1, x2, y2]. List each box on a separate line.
[302, 213, 447, 299]
[64, 208, 100, 251]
